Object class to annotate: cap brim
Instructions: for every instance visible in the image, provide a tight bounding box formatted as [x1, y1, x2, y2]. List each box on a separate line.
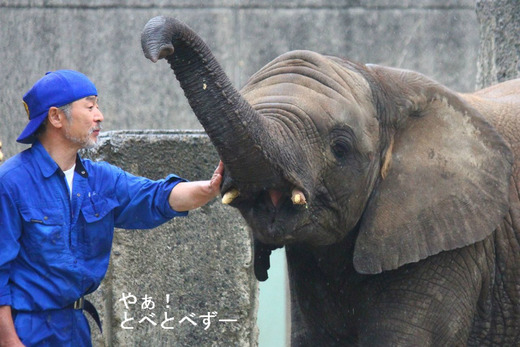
[16, 112, 48, 144]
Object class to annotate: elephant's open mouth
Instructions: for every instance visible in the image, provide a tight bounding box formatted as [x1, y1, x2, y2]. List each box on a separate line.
[223, 185, 311, 245]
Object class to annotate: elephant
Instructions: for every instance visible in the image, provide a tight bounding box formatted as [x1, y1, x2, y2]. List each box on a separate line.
[141, 16, 520, 346]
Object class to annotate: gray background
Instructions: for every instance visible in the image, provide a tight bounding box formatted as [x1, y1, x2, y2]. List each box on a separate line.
[1, 0, 479, 160]
[476, 0, 520, 87]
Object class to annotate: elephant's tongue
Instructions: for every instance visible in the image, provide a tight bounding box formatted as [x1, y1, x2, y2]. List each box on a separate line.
[269, 189, 283, 208]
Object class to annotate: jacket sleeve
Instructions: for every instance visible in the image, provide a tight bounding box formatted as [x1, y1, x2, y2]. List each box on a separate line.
[110, 166, 189, 230]
[0, 183, 21, 306]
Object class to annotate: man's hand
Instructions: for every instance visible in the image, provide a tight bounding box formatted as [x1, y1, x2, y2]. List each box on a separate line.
[169, 161, 224, 212]
[207, 160, 224, 197]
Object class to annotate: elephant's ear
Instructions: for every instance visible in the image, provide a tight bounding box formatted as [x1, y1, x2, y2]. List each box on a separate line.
[353, 66, 513, 274]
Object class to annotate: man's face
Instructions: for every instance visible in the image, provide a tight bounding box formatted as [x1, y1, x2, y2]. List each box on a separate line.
[63, 96, 103, 149]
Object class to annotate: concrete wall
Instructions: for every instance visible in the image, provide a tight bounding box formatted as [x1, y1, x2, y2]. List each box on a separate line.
[82, 130, 256, 346]
[1, 1, 479, 161]
[476, 0, 520, 88]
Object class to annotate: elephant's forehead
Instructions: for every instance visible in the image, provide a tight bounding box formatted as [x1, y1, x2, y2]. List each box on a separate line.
[241, 52, 377, 138]
[243, 51, 373, 106]
[243, 83, 368, 130]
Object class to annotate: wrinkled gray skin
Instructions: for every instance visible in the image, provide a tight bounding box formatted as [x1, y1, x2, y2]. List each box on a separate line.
[141, 16, 520, 346]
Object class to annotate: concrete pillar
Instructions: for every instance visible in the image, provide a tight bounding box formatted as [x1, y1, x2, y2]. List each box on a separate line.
[82, 130, 258, 346]
[476, 0, 520, 88]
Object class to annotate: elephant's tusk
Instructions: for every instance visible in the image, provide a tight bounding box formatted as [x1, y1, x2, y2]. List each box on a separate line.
[381, 136, 394, 179]
[222, 189, 240, 204]
[291, 188, 307, 205]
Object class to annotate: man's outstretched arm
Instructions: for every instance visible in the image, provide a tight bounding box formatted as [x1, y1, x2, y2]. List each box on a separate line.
[169, 161, 224, 212]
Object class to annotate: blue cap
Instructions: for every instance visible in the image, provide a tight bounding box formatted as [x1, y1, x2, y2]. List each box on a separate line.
[17, 70, 98, 144]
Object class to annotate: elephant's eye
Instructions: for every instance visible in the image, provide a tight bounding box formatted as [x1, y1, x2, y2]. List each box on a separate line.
[331, 140, 351, 159]
[330, 128, 355, 161]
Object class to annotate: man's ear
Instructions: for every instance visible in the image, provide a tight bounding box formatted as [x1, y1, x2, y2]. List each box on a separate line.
[47, 107, 65, 129]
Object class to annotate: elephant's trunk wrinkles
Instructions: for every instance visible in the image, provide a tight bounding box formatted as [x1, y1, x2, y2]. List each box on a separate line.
[141, 16, 283, 190]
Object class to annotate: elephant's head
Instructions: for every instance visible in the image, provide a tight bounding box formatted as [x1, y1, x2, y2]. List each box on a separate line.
[142, 17, 513, 280]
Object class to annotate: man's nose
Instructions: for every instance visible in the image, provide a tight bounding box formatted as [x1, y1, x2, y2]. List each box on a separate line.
[94, 108, 104, 122]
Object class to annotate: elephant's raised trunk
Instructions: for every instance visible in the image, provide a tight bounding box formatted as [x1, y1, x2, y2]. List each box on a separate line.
[141, 16, 281, 190]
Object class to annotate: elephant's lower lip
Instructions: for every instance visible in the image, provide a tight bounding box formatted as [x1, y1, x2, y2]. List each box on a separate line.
[255, 203, 308, 244]
[255, 218, 304, 245]
[233, 188, 310, 244]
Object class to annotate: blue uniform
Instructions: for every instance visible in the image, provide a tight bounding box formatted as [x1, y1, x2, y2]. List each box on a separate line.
[0, 141, 187, 346]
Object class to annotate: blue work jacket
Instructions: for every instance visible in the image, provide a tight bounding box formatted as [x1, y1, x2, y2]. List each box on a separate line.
[0, 141, 188, 346]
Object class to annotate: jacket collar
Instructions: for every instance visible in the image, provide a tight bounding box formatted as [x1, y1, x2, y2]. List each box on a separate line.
[32, 141, 88, 178]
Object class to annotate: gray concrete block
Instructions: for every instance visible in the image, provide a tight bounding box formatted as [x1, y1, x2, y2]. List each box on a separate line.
[476, 0, 520, 88]
[236, 7, 478, 92]
[0, 0, 43, 5]
[0, 7, 237, 158]
[239, 0, 476, 8]
[0, 0, 236, 7]
[82, 130, 258, 346]
[361, 0, 476, 8]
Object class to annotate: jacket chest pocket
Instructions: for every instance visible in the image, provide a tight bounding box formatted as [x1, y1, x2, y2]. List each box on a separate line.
[20, 206, 66, 258]
[81, 194, 119, 256]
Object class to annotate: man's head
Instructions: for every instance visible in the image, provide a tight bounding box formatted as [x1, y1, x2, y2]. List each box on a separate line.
[17, 70, 98, 144]
[54, 95, 103, 149]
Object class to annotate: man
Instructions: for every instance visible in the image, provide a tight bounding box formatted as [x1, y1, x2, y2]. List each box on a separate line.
[0, 70, 224, 346]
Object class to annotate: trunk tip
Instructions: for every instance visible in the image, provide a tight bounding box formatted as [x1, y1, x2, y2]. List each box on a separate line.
[141, 16, 175, 63]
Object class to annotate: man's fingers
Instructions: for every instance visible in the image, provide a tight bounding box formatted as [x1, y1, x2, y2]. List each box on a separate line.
[209, 162, 224, 194]
[215, 161, 224, 175]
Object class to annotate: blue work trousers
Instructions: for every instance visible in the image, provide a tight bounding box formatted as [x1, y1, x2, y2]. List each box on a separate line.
[13, 309, 91, 347]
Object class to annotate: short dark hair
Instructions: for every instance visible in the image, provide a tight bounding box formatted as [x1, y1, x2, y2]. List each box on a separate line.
[34, 103, 72, 140]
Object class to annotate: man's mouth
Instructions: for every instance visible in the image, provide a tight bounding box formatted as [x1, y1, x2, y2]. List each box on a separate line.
[90, 126, 102, 136]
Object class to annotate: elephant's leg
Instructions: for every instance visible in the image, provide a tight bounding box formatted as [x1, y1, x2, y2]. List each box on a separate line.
[357, 245, 486, 346]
